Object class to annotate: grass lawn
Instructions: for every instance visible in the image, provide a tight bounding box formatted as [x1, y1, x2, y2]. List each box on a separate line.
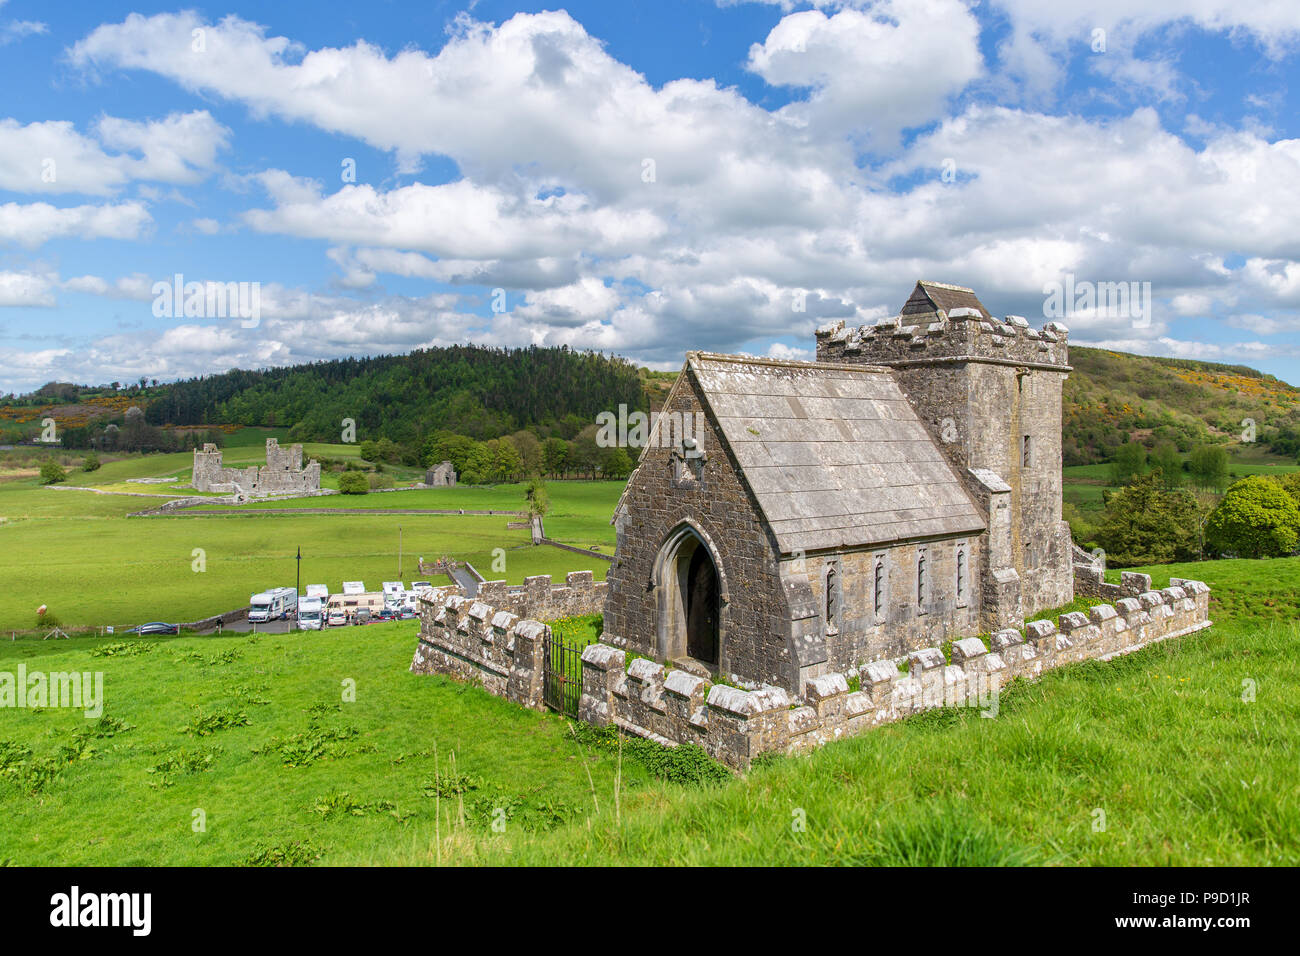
[190, 481, 624, 550]
[2, 556, 1294, 865]
[0, 508, 613, 630]
[0, 621, 651, 865]
[0, 473, 617, 629]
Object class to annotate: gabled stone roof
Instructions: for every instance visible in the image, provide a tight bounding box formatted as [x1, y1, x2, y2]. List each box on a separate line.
[900, 280, 991, 320]
[686, 352, 985, 555]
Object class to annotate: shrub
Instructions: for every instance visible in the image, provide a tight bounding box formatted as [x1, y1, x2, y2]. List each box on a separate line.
[38, 460, 67, 485]
[1096, 472, 1201, 565]
[337, 472, 369, 495]
[81, 453, 101, 472]
[1205, 475, 1300, 558]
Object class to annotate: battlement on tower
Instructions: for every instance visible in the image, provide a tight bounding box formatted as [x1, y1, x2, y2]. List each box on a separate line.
[815, 281, 1070, 370]
[815, 310, 1071, 369]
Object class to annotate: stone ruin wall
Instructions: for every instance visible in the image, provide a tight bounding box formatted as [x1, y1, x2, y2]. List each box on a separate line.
[411, 571, 1212, 769]
[191, 438, 320, 495]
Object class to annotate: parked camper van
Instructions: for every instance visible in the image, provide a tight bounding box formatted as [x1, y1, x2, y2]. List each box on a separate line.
[298, 595, 324, 630]
[248, 586, 297, 623]
[327, 583, 384, 624]
[382, 581, 406, 611]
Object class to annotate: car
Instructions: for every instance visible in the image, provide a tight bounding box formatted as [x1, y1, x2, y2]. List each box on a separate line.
[125, 622, 179, 635]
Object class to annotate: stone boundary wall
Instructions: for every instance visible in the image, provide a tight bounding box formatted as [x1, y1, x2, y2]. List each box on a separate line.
[411, 572, 1211, 769]
[410, 594, 550, 708]
[1073, 547, 1157, 603]
[183, 606, 250, 631]
[474, 571, 607, 620]
[540, 538, 615, 563]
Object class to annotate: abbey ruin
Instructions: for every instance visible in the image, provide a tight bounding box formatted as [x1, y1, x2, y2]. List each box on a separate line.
[191, 438, 321, 496]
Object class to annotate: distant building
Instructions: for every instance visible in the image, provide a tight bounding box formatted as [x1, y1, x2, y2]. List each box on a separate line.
[425, 460, 457, 487]
[191, 438, 321, 496]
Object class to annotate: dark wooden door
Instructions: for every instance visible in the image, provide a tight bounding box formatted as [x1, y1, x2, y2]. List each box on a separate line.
[686, 546, 719, 664]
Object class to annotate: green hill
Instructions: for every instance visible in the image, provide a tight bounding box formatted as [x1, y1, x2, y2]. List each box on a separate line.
[8, 343, 1299, 469]
[1064, 347, 1300, 465]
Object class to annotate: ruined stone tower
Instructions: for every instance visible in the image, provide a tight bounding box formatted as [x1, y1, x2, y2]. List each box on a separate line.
[191, 438, 321, 496]
[815, 280, 1074, 630]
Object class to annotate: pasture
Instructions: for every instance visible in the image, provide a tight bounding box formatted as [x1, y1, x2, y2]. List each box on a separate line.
[0, 557, 1295, 865]
[0, 445, 623, 630]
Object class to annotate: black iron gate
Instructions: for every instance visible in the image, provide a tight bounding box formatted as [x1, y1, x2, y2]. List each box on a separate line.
[543, 631, 583, 717]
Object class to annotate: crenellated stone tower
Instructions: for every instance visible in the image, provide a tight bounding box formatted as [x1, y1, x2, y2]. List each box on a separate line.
[815, 280, 1074, 630]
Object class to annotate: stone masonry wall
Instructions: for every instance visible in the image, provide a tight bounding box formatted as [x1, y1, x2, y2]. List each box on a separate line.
[603, 366, 792, 686]
[191, 438, 320, 496]
[411, 573, 1211, 769]
[476, 571, 608, 621]
[798, 537, 983, 669]
[817, 311, 1075, 619]
[410, 594, 550, 708]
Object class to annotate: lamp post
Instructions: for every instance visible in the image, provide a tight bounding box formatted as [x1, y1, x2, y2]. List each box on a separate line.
[295, 546, 301, 632]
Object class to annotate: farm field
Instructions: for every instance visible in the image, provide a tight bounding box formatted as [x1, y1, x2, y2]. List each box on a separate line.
[1062, 456, 1300, 521]
[191, 482, 624, 551]
[0, 458, 621, 629]
[0, 557, 1295, 865]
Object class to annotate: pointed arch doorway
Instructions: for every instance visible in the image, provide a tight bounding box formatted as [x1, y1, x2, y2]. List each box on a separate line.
[653, 524, 724, 668]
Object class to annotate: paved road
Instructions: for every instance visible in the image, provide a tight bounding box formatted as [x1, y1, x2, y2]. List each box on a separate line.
[450, 566, 480, 597]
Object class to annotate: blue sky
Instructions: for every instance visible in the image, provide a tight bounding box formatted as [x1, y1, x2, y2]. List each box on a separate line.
[2, 0, 1299, 393]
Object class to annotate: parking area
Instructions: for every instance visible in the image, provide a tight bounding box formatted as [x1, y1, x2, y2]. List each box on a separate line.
[199, 618, 296, 635]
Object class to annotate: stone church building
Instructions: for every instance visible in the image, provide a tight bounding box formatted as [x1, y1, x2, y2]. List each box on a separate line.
[604, 281, 1075, 693]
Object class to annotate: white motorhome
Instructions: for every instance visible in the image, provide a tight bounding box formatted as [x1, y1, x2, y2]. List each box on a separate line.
[382, 581, 406, 610]
[297, 595, 324, 630]
[249, 586, 297, 622]
[305, 584, 330, 601]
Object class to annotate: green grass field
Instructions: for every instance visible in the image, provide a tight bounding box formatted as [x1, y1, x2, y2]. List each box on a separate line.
[0, 458, 623, 629]
[1063, 456, 1300, 520]
[0, 556, 1295, 865]
[0, 621, 652, 865]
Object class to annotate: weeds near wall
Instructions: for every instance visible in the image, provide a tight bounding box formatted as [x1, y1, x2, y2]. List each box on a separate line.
[569, 723, 730, 786]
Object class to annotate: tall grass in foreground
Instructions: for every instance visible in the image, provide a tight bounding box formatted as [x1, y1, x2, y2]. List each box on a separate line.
[413, 617, 1299, 866]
